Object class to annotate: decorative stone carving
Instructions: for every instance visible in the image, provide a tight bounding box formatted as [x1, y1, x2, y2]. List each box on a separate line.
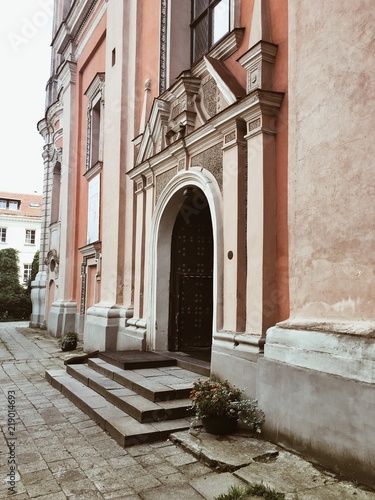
[178, 158, 186, 171]
[191, 143, 223, 191]
[145, 174, 153, 188]
[238, 0, 277, 93]
[44, 249, 59, 275]
[166, 73, 201, 141]
[249, 118, 261, 132]
[202, 77, 219, 118]
[159, 0, 168, 93]
[155, 167, 178, 202]
[225, 131, 236, 143]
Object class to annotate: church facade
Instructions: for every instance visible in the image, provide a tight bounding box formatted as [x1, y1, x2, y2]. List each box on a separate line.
[32, 0, 375, 486]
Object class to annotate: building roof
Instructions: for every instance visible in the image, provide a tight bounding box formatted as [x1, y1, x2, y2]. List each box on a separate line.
[0, 191, 42, 218]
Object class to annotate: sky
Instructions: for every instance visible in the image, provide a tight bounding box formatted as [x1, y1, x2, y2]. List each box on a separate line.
[0, 1, 53, 195]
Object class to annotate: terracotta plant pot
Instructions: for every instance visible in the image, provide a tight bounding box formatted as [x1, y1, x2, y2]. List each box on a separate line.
[201, 416, 238, 435]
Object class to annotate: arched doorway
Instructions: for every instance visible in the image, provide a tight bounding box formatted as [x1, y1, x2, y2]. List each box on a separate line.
[168, 187, 213, 351]
[147, 169, 223, 355]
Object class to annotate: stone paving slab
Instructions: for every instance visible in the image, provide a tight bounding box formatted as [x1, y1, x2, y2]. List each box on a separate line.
[171, 429, 280, 469]
[291, 482, 375, 500]
[234, 450, 375, 499]
[139, 483, 206, 499]
[190, 472, 246, 500]
[234, 449, 333, 492]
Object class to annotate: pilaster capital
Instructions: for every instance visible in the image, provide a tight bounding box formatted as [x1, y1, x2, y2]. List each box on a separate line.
[238, 41, 278, 93]
[242, 90, 284, 137]
[58, 60, 77, 89]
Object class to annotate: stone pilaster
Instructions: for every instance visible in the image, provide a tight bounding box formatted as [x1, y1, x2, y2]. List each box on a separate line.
[243, 90, 283, 341]
[221, 120, 247, 332]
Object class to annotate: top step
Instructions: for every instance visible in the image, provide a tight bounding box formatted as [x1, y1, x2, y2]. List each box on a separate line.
[99, 351, 177, 370]
[97, 350, 210, 377]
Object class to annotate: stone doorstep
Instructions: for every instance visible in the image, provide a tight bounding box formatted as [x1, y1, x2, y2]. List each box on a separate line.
[88, 357, 198, 402]
[66, 364, 193, 423]
[98, 350, 177, 370]
[45, 369, 192, 447]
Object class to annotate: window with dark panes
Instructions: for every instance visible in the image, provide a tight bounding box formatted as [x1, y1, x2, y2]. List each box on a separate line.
[25, 229, 36, 245]
[191, 0, 230, 63]
[23, 264, 32, 283]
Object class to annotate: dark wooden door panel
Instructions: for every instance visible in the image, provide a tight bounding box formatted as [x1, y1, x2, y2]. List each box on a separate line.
[169, 192, 213, 351]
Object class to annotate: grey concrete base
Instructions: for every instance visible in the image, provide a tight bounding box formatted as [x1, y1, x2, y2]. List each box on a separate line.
[48, 301, 77, 337]
[257, 356, 375, 488]
[211, 333, 260, 397]
[117, 318, 146, 351]
[84, 305, 124, 352]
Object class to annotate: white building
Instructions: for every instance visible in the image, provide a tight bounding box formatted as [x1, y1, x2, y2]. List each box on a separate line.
[0, 191, 42, 284]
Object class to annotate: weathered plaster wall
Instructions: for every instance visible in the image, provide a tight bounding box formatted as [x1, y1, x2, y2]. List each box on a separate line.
[288, 0, 375, 321]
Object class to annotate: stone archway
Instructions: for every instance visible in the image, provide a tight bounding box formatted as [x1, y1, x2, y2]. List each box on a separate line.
[146, 169, 223, 353]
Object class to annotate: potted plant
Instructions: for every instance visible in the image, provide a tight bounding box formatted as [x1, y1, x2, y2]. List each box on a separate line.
[189, 378, 265, 435]
[58, 332, 78, 352]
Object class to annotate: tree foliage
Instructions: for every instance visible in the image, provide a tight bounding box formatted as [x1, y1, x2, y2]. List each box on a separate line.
[0, 248, 32, 321]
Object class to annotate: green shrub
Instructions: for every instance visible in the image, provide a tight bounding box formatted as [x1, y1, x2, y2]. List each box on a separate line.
[0, 248, 31, 321]
[215, 482, 285, 500]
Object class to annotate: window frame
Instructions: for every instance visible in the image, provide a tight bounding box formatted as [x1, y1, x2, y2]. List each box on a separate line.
[0, 227, 7, 243]
[84, 73, 105, 172]
[23, 264, 32, 283]
[191, 0, 231, 64]
[0, 198, 20, 210]
[25, 229, 36, 245]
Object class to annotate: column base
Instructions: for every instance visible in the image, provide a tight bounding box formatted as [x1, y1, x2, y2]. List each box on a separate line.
[29, 271, 47, 329]
[84, 304, 129, 352]
[48, 301, 78, 338]
[257, 322, 375, 488]
[211, 331, 261, 397]
[117, 317, 146, 351]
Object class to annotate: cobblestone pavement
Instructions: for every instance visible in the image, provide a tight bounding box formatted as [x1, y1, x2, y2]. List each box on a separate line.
[0, 322, 374, 499]
[0, 323, 216, 499]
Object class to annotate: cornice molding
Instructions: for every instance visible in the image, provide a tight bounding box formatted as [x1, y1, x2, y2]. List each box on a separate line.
[58, 60, 77, 88]
[53, 0, 100, 56]
[129, 89, 283, 180]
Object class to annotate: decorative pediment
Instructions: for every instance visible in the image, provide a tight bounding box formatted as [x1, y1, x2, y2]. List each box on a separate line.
[135, 98, 171, 165]
[134, 60, 245, 166]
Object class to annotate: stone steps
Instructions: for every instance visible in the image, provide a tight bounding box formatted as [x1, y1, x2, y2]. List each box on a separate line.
[66, 363, 193, 422]
[88, 357, 198, 402]
[45, 351, 208, 447]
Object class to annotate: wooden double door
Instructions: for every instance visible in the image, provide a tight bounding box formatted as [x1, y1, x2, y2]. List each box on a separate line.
[169, 192, 213, 351]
